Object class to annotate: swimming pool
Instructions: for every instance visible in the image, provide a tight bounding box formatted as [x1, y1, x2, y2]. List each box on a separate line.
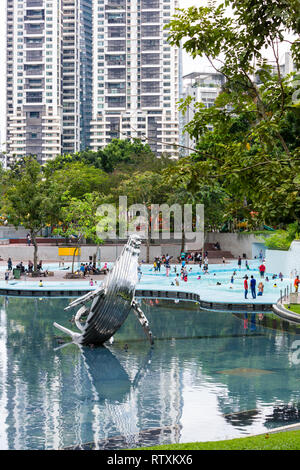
[1, 296, 300, 450]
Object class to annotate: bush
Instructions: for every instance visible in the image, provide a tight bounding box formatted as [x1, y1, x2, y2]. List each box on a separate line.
[263, 223, 300, 251]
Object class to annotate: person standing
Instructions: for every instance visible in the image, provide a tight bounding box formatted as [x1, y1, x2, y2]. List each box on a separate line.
[238, 256, 242, 269]
[294, 275, 300, 293]
[259, 263, 266, 278]
[165, 258, 170, 277]
[26, 233, 31, 246]
[138, 264, 142, 282]
[244, 276, 249, 299]
[250, 275, 256, 299]
[7, 258, 12, 271]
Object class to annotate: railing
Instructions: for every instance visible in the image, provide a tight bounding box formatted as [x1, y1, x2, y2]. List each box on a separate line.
[279, 284, 294, 305]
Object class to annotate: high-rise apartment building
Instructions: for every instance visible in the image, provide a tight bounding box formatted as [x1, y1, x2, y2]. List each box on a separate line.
[6, 0, 64, 165]
[62, 0, 93, 154]
[6, 0, 179, 164]
[90, 0, 180, 157]
[181, 72, 225, 156]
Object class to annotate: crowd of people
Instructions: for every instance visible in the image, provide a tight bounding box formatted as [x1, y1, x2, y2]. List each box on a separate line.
[78, 262, 108, 277]
[3, 248, 300, 302]
[150, 250, 300, 302]
[5, 258, 49, 282]
[4, 257, 110, 283]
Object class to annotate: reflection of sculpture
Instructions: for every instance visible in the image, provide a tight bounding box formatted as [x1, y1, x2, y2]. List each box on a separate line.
[81, 346, 153, 403]
[53, 235, 154, 346]
[81, 347, 131, 402]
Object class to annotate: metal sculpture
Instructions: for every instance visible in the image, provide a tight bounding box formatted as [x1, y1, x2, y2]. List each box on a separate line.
[53, 234, 154, 346]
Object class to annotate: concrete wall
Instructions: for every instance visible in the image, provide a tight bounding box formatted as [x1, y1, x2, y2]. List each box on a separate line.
[0, 243, 183, 263]
[265, 241, 300, 277]
[265, 249, 288, 276]
[0, 232, 269, 263]
[206, 232, 264, 258]
[0, 226, 30, 239]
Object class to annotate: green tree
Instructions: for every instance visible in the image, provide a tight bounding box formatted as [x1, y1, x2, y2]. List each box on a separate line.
[53, 192, 104, 274]
[47, 161, 109, 199]
[116, 171, 172, 262]
[3, 156, 61, 270]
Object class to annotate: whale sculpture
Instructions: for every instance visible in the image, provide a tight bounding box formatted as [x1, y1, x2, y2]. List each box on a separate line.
[53, 234, 154, 346]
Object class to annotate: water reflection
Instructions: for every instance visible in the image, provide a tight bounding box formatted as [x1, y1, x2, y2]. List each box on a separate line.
[1, 297, 300, 449]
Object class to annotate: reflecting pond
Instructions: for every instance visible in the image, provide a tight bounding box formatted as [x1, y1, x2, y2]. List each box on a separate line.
[1, 296, 300, 449]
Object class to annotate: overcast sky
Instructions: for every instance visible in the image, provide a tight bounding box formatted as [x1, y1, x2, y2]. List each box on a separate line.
[0, 0, 292, 150]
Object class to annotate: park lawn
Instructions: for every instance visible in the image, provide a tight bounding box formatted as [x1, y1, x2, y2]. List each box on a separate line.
[284, 304, 300, 315]
[137, 430, 300, 450]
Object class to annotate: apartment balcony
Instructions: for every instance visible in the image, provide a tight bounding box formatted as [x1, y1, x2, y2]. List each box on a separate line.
[105, 0, 125, 10]
[24, 27, 44, 36]
[141, 13, 160, 24]
[25, 41, 44, 49]
[26, 52, 43, 62]
[26, 0, 43, 7]
[106, 13, 126, 24]
[141, 0, 160, 8]
[106, 90, 126, 95]
[141, 88, 161, 94]
[24, 10, 45, 22]
[25, 69, 44, 76]
[141, 26, 160, 38]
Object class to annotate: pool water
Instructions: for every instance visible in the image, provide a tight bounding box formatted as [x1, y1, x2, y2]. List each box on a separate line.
[1, 296, 300, 450]
[138, 260, 291, 305]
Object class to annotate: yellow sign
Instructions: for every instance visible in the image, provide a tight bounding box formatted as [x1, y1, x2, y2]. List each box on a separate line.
[58, 247, 81, 257]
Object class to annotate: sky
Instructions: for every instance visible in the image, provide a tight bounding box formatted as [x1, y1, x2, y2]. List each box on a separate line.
[0, 0, 292, 151]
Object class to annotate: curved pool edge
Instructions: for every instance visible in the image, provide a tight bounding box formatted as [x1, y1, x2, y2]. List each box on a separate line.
[0, 282, 274, 312]
[272, 302, 300, 324]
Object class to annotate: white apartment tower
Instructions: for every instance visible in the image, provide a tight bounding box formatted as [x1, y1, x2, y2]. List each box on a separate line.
[181, 72, 225, 156]
[6, 0, 93, 164]
[90, 0, 180, 157]
[6, 0, 64, 165]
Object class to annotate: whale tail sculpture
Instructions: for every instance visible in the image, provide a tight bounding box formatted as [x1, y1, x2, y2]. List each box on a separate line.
[53, 234, 154, 346]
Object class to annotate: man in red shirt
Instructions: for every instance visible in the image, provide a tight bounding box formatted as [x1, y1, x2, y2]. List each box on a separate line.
[294, 276, 300, 293]
[259, 263, 266, 278]
[244, 276, 249, 299]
